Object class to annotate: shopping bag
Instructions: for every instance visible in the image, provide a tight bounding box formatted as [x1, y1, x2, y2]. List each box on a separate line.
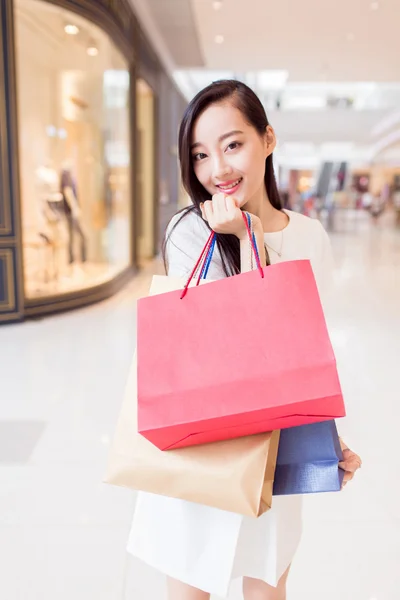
[137, 214, 345, 450]
[104, 353, 279, 517]
[273, 421, 344, 495]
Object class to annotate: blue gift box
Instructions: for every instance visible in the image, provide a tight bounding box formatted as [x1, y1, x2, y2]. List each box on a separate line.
[273, 421, 344, 496]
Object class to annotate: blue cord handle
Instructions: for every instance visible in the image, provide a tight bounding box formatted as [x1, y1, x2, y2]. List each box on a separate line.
[200, 235, 217, 279]
[246, 213, 261, 263]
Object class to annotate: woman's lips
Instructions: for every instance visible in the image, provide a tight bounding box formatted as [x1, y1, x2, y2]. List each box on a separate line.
[216, 178, 243, 195]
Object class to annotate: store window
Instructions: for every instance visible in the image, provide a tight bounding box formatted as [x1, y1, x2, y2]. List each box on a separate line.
[15, 0, 131, 298]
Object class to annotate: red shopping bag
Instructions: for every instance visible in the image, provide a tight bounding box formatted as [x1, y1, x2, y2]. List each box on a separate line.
[137, 215, 345, 450]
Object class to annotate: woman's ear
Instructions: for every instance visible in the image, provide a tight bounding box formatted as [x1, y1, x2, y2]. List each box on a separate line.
[264, 125, 277, 157]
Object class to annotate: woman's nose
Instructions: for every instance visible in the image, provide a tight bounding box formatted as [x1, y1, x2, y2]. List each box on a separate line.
[212, 156, 232, 180]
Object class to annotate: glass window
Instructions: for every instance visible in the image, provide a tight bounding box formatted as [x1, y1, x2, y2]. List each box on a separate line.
[15, 0, 132, 298]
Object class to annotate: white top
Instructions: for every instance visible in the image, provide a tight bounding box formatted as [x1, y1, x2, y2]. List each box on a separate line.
[166, 208, 334, 299]
[127, 209, 336, 597]
[35, 166, 63, 203]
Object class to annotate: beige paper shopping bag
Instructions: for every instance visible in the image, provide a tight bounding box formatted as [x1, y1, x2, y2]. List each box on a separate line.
[105, 276, 280, 517]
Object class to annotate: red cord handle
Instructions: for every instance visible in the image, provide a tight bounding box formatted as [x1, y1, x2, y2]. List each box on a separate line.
[180, 212, 264, 299]
[180, 230, 215, 299]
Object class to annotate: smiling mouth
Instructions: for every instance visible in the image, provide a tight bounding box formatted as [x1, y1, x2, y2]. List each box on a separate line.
[216, 177, 243, 191]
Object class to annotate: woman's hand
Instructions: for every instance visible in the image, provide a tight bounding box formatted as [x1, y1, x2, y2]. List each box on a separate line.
[200, 193, 260, 241]
[339, 445, 362, 489]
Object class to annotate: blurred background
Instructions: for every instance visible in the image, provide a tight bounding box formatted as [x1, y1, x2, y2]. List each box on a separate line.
[0, 0, 399, 599]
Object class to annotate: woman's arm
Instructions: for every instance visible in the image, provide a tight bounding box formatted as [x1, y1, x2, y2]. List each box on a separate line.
[201, 194, 266, 275]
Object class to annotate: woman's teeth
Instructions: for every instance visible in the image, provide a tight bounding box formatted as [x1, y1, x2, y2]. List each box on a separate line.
[218, 178, 242, 190]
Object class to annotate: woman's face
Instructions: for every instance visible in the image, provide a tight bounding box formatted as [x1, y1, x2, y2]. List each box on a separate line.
[190, 101, 275, 208]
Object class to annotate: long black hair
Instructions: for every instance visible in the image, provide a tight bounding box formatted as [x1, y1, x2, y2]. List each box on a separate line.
[163, 79, 282, 276]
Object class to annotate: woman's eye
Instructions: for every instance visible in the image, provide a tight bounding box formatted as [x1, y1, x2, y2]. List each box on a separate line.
[193, 152, 207, 162]
[226, 142, 241, 152]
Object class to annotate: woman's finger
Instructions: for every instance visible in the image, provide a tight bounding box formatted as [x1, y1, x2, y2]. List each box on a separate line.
[212, 193, 227, 221]
[203, 200, 214, 223]
[211, 195, 221, 222]
[341, 470, 355, 489]
[342, 471, 354, 483]
[225, 195, 238, 217]
[339, 458, 361, 473]
[339, 449, 361, 472]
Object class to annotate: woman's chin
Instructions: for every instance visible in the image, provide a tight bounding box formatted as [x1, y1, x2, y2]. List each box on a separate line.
[236, 196, 248, 209]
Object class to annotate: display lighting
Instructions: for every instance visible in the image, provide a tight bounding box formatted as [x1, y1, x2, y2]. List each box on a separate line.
[213, 1, 223, 9]
[46, 125, 57, 138]
[215, 34, 224, 44]
[370, 1, 379, 9]
[87, 46, 99, 56]
[64, 24, 79, 35]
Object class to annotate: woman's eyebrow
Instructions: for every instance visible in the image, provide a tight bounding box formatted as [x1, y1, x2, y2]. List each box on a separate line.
[191, 130, 244, 151]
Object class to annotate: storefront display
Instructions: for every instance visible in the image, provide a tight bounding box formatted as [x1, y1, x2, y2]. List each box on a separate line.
[352, 173, 370, 194]
[0, 0, 186, 324]
[15, 0, 132, 298]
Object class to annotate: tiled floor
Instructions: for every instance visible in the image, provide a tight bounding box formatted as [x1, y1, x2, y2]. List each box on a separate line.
[0, 209, 399, 599]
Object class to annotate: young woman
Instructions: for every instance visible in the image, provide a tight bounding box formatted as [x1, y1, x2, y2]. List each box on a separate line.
[127, 80, 361, 600]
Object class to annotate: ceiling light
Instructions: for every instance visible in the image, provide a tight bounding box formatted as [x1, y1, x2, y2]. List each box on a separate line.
[285, 96, 326, 110]
[64, 24, 79, 35]
[321, 142, 355, 160]
[281, 142, 316, 155]
[346, 32, 355, 42]
[213, 1, 223, 9]
[87, 46, 99, 56]
[256, 70, 289, 89]
[370, 1, 379, 9]
[215, 34, 224, 44]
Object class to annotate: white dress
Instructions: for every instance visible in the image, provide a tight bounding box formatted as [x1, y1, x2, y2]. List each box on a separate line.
[127, 209, 335, 597]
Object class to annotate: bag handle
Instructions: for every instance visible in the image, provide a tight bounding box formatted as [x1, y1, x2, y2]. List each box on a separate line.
[180, 212, 264, 299]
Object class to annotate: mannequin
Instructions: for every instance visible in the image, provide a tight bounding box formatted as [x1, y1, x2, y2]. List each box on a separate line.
[34, 162, 65, 283]
[60, 161, 87, 265]
[36, 163, 64, 223]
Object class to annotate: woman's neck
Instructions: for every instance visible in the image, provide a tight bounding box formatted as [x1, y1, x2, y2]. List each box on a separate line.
[244, 187, 289, 233]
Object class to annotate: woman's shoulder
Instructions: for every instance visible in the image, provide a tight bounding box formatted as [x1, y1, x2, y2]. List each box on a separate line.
[166, 208, 210, 248]
[164, 207, 216, 278]
[285, 210, 330, 248]
[285, 209, 326, 234]
[167, 207, 203, 230]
